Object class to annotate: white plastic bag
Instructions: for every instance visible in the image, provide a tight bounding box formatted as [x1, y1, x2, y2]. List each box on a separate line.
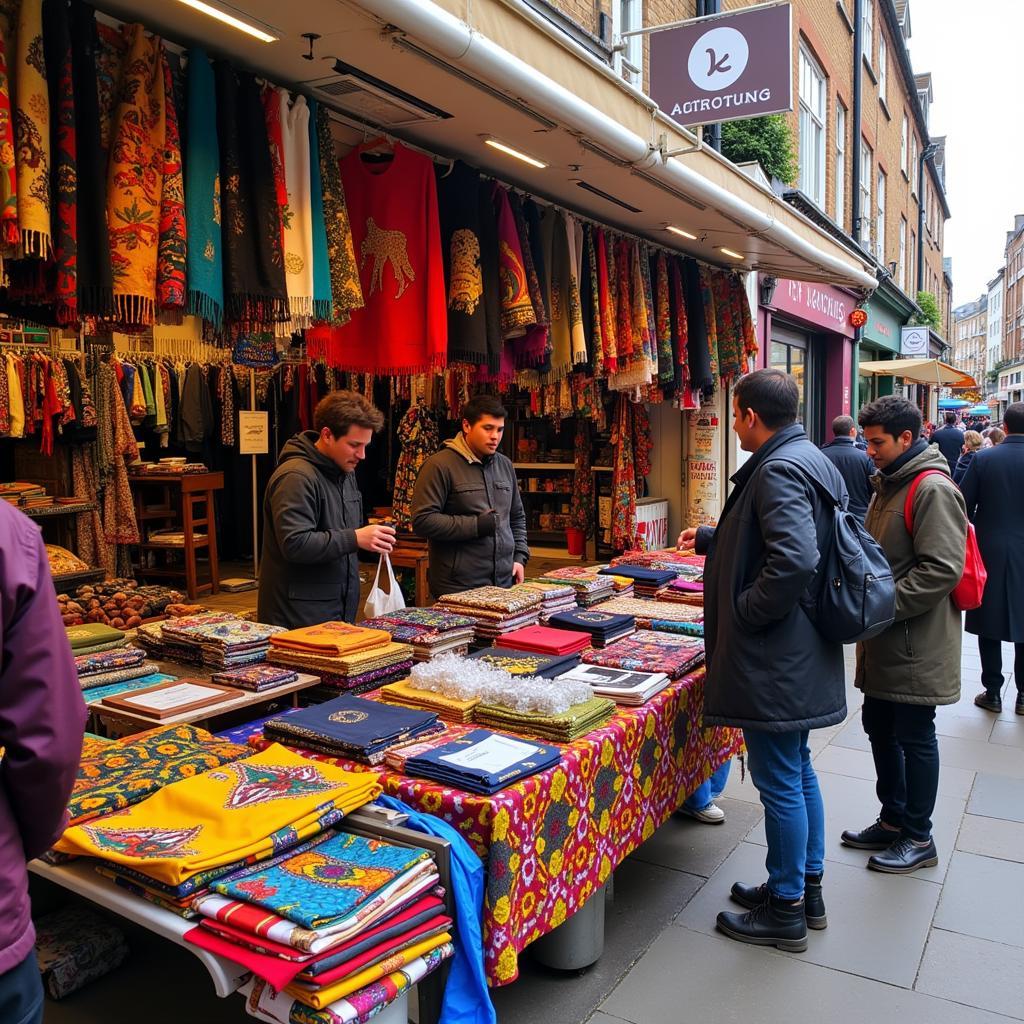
[364, 553, 406, 618]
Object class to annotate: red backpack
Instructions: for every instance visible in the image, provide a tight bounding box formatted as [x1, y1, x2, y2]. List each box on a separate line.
[904, 469, 987, 611]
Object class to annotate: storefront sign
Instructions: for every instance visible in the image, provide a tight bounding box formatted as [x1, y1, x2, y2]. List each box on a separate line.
[238, 411, 269, 455]
[650, 4, 792, 126]
[862, 297, 904, 353]
[900, 325, 929, 356]
[768, 278, 856, 338]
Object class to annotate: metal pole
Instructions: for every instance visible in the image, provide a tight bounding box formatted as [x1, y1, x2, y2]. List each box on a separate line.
[851, 0, 864, 244]
[251, 367, 259, 578]
[617, 0, 788, 37]
[698, 0, 722, 153]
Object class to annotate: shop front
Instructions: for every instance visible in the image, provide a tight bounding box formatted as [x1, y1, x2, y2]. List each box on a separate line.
[856, 283, 915, 411]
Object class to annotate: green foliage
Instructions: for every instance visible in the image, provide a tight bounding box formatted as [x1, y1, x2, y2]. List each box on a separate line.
[912, 291, 942, 331]
[721, 116, 797, 184]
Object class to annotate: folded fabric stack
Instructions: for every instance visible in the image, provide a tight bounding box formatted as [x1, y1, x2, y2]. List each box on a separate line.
[403, 727, 563, 794]
[590, 597, 704, 629]
[65, 623, 128, 657]
[649, 619, 704, 638]
[583, 630, 705, 678]
[134, 620, 205, 665]
[434, 586, 543, 646]
[359, 608, 477, 661]
[267, 641, 413, 695]
[522, 580, 579, 619]
[538, 566, 616, 606]
[654, 578, 705, 606]
[263, 694, 444, 766]
[465, 646, 580, 678]
[67, 724, 249, 828]
[496, 624, 592, 657]
[376, 678, 480, 724]
[382, 722, 477, 771]
[212, 665, 300, 693]
[611, 549, 706, 580]
[0, 481, 47, 506]
[81, 673, 178, 706]
[599, 565, 677, 599]
[473, 693, 616, 744]
[547, 609, 636, 648]
[56, 745, 380, 916]
[187, 830, 451, 1018]
[160, 615, 284, 669]
[558, 663, 672, 706]
[74, 646, 159, 691]
[34, 906, 129, 1000]
[269, 622, 393, 657]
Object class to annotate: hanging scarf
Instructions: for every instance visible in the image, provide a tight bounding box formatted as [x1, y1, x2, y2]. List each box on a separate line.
[261, 84, 287, 267]
[580, 223, 599, 374]
[595, 228, 616, 372]
[669, 256, 690, 400]
[570, 417, 594, 537]
[307, 99, 332, 323]
[509, 192, 547, 336]
[540, 205, 572, 380]
[683, 258, 714, 394]
[43, 0, 76, 323]
[655, 253, 674, 385]
[0, 28, 18, 256]
[95, 20, 128, 159]
[157, 49, 186, 313]
[566, 213, 587, 368]
[731, 271, 758, 368]
[492, 184, 533, 339]
[14, 0, 51, 258]
[279, 91, 315, 331]
[611, 394, 638, 551]
[107, 24, 165, 328]
[697, 263, 720, 381]
[314, 103, 362, 325]
[216, 65, 289, 327]
[183, 48, 223, 328]
[392, 403, 439, 531]
[614, 240, 634, 362]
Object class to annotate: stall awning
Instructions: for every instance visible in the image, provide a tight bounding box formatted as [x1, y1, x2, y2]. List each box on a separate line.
[102, 0, 879, 291]
[858, 359, 977, 388]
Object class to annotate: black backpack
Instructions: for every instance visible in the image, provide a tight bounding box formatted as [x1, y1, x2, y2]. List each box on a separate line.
[772, 459, 895, 644]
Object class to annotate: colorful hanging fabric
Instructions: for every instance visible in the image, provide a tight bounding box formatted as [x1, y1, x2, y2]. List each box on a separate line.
[734, 271, 758, 366]
[157, 49, 186, 313]
[280, 91, 315, 331]
[682, 258, 714, 394]
[314, 103, 362, 325]
[614, 240, 634, 362]
[541, 205, 573, 379]
[107, 24, 165, 328]
[508, 192, 547, 341]
[655, 253, 674, 385]
[566, 213, 587, 368]
[697, 263, 720, 381]
[261, 83, 288, 266]
[216, 65, 289, 327]
[95, 20, 128, 158]
[570, 417, 594, 538]
[611, 394, 637, 551]
[0, 27, 18, 257]
[391, 403, 439, 532]
[183, 48, 223, 329]
[584, 226, 604, 376]
[13, 0, 50, 258]
[669, 256, 690, 400]
[493, 185, 534, 340]
[307, 99, 332, 323]
[595, 228, 616, 371]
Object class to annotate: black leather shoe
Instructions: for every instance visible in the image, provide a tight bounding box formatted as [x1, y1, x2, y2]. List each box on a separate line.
[730, 874, 827, 930]
[975, 691, 1003, 713]
[840, 818, 901, 850]
[867, 835, 939, 874]
[1016, 694, 1024, 716]
[716, 893, 808, 952]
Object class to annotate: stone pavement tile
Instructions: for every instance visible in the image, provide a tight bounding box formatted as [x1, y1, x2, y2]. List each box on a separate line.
[990, 720, 1024, 749]
[587, 1013, 634, 1024]
[933, 706, 997, 743]
[629, 797, 764, 878]
[830, 711, 871, 752]
[812, 743, 977, 802]
[600, 919, 1009, 1024]
[934, 851, 1024, 948]
[956, 813, 1024, 864]
[916, 928, 1024, 1020]
[720, 765, 763, 806]
[968, 773, 1024, 823]
[490, 858, 703, 1024]
[744, 770, 965, 881]
[936, 734, 1024, 779]
[674, 840, 939, 988]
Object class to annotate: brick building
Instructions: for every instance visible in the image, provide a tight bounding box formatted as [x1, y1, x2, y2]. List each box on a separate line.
[986, 268, 1005, 386]
[1003, 216, 1024, 364]
[952, 295, 987, 395]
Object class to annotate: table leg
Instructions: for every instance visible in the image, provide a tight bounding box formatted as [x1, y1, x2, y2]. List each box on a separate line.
[182, 494, 198, 600]
[205, 489, 220, 595]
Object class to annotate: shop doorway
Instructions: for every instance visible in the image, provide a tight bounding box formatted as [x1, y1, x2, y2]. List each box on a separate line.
[769, 325, 823, 442]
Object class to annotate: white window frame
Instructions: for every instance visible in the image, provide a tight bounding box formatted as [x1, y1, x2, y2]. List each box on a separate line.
[862, 0, 874, 65]
[613, 0, 643, 88]
[900, 114, 908, 176]
[910, 135, 918, 196]
[860, 142, 872, 248]
[798, 46, 827, 207]
[878, 35, 888, 105]
[898, 216, 907, 291]
[835, 103, 846, 226]
[876, 168, 886, 262]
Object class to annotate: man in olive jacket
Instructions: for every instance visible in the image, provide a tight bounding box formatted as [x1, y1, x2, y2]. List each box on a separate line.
[842, 396, 967, 874]
[680, 370, 847, 953]
[412, 395, 528, 598]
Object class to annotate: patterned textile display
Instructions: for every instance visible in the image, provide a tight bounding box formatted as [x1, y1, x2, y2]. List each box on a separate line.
[547, 609, 636, 647]
[261, 81, 287, 261]
[649, 619, 705, 638]
[55, 744, 382, 885]
[269, 622, 392, 657]
[465, 647, 580, 679]
[34, 906, 128, 1000]
[106, 24, 165, 327]
[212, 665, 299, 692]
[570, 418, 594, 538]
[156, 50, 186, 312]
[381, 722, 476, 771]
[267, 643, 411, 677]
[359, 607, 476, 647]
[611, 549, 706, 573]
[75, 646, 145, 677]
[0, 27, 17, 254]
[696, 264, 720, 381]
[375, 680, 479, 724]
[215, 63, 289, 327]
[80, 671, 175, 705]
[492, 184, 534, 340]
[472, 696, 616, 745]
[610, 395, 652, 551]
[161, 616, 283, 666]
[14, 0, 50, 258]
[682, 258, 714, 394]
[434, 586, 542, 617]
[68, 724, 248, 826]
[279, 90, 315, 330]
[77, 660, 158, 691]
[597, 565, 676, 587]
[538, 566, 614, 594]
[183, 47, 223, 327]
[582, 630, 705, 678]
[590, 597, 704, 628]
[66, 622, 125, 650]
[307, 98, 332, 322]
[390, 404, 439, 532]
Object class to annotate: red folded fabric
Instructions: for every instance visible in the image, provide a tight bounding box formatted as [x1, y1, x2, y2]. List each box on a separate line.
[185, 925, 309, 991]
[495, 625, 591, 655]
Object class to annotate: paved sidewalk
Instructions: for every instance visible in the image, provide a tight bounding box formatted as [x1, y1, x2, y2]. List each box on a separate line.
[495, 633, 1024, 1024]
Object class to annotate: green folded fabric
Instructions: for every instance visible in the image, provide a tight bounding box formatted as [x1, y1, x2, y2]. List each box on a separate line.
[474, 696, 616, 743]
[66, 623, 126, 651]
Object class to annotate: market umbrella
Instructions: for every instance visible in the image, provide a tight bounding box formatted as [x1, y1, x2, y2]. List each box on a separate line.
[968, 404, 992, 416]
[857, 358, 977, 388]
[937, 398, 970, 410]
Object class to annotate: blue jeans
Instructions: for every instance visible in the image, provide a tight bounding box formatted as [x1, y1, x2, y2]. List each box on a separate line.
[682, 758, 732, 811]
[742, 729, 825, 901]
[0, 952, 43, 1024]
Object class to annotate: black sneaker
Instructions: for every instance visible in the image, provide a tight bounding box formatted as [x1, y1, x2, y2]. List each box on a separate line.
[1016, 694, 1024, 716]
[975, 691, 1003, 713]
[716, 893, 808, 952]
[840, 818, 901, 850]
[730, 874, 827, 930]
[867, 835, 939, 874]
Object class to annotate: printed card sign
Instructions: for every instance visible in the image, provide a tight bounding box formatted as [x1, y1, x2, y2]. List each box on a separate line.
[239, 411, 270, 455]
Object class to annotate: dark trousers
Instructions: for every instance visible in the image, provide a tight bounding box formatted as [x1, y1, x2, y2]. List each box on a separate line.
[978, 636, 1024, 697]
[0, 952, 43, 1024]
[861, 696, 939, 843]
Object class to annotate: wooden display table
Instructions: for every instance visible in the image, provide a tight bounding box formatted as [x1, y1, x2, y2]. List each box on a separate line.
[390, 541, 430, 607]
[129, 472, 223, 599]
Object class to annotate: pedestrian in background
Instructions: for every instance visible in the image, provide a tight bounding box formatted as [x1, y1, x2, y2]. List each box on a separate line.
[983, 427, 1005, 448]
[820, 415, 875, 522]
[953, 430, 983, 485]
[961, 401, 1024, 716]
[843, 396, 967, 874]
[931, 411, 965, 475]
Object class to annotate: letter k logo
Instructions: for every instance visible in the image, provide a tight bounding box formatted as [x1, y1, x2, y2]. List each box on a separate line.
[706, 48, 732, 76]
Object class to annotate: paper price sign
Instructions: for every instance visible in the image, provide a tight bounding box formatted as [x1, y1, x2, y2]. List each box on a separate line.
[239, 411, 269, 455]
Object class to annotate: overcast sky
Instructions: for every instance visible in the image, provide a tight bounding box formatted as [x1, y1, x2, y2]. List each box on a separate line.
[908, 0, 1022, 307]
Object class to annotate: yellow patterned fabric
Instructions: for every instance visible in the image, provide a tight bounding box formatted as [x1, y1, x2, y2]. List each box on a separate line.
[55, 744, 380, 885]
[376, 679, 479, 723]
[269, 622, 392, 657]
[14, 0, 49, 257]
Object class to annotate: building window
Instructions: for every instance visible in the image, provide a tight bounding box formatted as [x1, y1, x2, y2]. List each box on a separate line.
[876, 169, 886, 262]
[613, 0, 642, 87]
[798, 46, 827, 206]
[900, 115, 908, 175]
[898, 217, 907, 291]
[835, 103, 846, 226]
[878, 35, 888, 104]
[910, 228, 916, 288]
[862, 0, 874, 64]
[910, 135, 918, 196]
[859, 142, 872, 248]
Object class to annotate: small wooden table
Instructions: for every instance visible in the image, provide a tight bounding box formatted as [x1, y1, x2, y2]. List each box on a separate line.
[389, 544, 430, 607]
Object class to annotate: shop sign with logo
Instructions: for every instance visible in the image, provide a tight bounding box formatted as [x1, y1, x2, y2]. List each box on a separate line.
[768, 277, 856, 338]
[900, 325, 929, 357]
[650, 4, 792, 126]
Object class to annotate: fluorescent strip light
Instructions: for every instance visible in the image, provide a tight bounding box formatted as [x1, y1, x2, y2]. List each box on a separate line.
[720, 247, 745, 260]
[484, 139, 547, 169]
[667, 225, 697, 240]
[175, 0, 278, 42]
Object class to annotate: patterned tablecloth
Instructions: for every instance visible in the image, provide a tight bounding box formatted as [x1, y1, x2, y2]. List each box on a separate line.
[242, 668, 741, 987]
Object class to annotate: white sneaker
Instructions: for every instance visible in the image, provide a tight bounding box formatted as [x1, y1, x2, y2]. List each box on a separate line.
[680, 802, 726, 824]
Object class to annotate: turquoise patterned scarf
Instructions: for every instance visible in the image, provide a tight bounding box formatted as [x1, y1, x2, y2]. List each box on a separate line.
[307, 98, 332, 322]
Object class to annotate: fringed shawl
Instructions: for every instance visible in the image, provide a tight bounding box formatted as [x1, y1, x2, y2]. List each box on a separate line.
[14, 0, 50, 258]
[157, 49, 186, 313]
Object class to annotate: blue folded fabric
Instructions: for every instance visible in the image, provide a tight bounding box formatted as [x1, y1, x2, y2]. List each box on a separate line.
[548, 609, 635, 637]
[597, 565, 676, 585]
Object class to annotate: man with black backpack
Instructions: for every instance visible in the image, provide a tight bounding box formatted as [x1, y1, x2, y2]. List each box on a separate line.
[842, 396, 968, 874]
[679, 369, 849, 953]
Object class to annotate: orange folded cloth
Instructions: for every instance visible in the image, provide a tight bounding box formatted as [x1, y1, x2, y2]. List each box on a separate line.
[269, 622, 392, 657]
